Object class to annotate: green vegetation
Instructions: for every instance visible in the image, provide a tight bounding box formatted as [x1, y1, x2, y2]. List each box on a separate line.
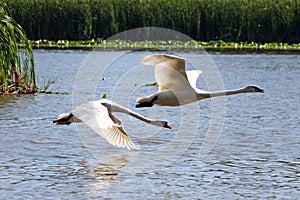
[3, 0, 300, 43]
[102, 93, 108, 98]
[0, 2, 36, 95]
[144, 82, 159, 87]
[23, 39, 300, 51]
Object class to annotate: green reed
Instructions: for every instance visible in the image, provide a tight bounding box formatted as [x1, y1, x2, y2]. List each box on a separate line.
[3, 0, 300, 43]
[0, 2, 36, 94]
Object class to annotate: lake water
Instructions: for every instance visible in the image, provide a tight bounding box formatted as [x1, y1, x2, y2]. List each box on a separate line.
[1, 49, 299, 199]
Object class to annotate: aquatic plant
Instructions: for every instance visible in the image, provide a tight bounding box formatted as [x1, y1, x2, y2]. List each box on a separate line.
[0, 2, 36, 94]
[102, 93, 108, 98]
[144, 82, 158, 87]
[3, 0, 300, 43]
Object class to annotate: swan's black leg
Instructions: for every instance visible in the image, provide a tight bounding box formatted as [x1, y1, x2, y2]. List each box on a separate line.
[53, 113, 73, 124]
[135, 96, 158, 108]
[135, 102, 154, 108]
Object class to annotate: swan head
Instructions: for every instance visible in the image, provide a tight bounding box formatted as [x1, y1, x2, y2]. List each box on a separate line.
[150, 121, 172, 129]
[244, 85, 264, 93]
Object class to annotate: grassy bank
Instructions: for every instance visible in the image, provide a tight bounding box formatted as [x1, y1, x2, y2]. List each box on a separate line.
[4, 0, 300, 43]
[0, 3, 37, 95]
[24, 39, 300, 51]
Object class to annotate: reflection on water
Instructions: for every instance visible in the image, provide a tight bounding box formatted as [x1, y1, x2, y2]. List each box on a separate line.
[0, 50, 299, 199]
[84, 152, 137, 199]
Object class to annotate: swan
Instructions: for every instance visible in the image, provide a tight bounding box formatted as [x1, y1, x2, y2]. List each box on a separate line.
[53, 99, 171, 150]
[136, 54, 264, 107]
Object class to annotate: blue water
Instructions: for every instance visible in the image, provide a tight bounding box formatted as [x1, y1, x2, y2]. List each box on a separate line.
[0, 49, 299, 199]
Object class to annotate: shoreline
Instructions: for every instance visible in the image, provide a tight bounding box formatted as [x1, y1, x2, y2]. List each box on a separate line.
[21, 39, 300, 52]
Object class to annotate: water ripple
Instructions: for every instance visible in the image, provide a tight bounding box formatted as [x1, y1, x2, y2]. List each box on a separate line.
[1, 50, 299, 199]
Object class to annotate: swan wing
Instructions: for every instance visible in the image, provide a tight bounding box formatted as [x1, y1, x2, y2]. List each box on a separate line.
[140, 54, 192, 92]
[72, 101, 138, 150]
[186, 70, 202, 90]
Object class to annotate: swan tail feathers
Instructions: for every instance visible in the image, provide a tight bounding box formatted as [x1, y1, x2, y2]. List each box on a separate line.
[136, 96, 151, 103]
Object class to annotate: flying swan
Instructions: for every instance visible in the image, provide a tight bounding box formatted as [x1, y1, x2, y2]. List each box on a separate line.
[53, 99, 171, 150]
[136, 54, 264, 107]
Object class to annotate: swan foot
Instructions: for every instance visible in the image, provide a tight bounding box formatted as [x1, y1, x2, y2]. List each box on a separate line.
[53, 113, 73, 125]
[135, 102, 154, 108]
[135, 95, 158, 108]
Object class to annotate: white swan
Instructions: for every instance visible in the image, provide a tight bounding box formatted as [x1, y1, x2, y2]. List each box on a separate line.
[136, 54, 264, 107]
[53, 99, 171, 150]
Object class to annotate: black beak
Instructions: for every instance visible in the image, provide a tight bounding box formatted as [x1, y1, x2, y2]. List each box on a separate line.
[256, 88, 264, 93]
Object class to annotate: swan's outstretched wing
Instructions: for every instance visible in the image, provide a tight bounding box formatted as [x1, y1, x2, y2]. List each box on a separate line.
[72, 101, 137, 150]
[140, 54, 192, 92]
[186, 70, 202, 90]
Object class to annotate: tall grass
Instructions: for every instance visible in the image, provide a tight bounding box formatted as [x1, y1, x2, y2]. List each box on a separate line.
[3, 0, 300, 43]
[0, 2, 36, 94]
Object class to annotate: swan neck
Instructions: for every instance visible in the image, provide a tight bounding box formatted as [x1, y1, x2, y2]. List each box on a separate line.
[110, 103, 151, 123]
[203, 87, 248, 98]
[128, 112, 151, 123]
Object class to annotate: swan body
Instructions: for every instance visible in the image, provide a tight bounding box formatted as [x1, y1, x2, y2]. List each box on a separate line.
[53, 99, 171, 150]
[136, 54, 264, 107]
